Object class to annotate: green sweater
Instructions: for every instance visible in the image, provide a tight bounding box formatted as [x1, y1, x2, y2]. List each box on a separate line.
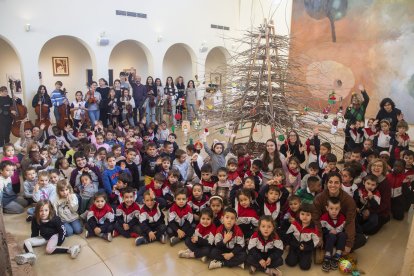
[295, 187, 316, 204]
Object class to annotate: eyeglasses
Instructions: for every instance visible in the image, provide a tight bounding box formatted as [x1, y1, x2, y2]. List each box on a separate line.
[372, 164, 383, 168]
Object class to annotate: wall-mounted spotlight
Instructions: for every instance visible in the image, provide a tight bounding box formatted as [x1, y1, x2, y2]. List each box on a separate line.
[157, 34, 163, 42]
[199, 41, 208, 53]
[25, 24, 31, 32]
[98, 32, 109, 46]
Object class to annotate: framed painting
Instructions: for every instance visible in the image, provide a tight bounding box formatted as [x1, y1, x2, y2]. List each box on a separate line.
[52, 57, 69, 76]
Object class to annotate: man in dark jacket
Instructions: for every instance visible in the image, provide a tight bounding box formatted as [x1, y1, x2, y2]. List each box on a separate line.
[128, 72, 147, 125]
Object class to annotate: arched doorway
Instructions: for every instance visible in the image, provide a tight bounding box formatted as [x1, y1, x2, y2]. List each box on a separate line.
[109, 40, 152, 82]
[162, 43, 196, 82]
[38, 35, 94, 102]
[0, 36, 23, 99]
[205, 46, 230, 88]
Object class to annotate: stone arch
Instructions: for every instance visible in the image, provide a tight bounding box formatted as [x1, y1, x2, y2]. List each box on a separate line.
[38, 35, 96, 101]
[162, 43, 197, 83]
[109, 39, 153, 81]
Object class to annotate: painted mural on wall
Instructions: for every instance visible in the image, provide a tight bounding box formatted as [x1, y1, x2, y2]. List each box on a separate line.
[291, 0, 414, 122]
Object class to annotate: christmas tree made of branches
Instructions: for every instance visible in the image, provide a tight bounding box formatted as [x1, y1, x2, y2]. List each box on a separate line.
[204, 19, 317, 146]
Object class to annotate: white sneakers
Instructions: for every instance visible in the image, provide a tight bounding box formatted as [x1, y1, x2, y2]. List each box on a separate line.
[68, 245, 81, 259]
[15, 252, 37, 265]
[15, 245, 81, 265]
[178, 249, 193, 258]
[208, 260, 223, 270]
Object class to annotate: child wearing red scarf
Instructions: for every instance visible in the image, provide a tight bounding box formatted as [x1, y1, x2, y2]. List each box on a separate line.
[246, 216, 284, 275]
[178, 208, 216, 261]
[113, 187, 141, 239]
[235, 189, 259, 239]
[282, 155, 301, 192]
[188, 183, 209, 222]
[167, 189, 194, 246]
[285, 203, 320, 271]
[85, 192, 114, 241]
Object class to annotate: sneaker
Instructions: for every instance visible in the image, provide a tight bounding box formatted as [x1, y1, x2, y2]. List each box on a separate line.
[68, 245, 81, 259]
[112, 230, 119, 238]
[135, 236, 146, 246]
[249, 265, 256, 274]
[178, 249, 193, 258]
[322, 258, 331, 272]
[102, 233, 113, 242]
[26, 215, 33, 222]
[200, 256, 208, 263]
[239, 263, 245, 270]
[208, 260, 223, 270]
[84, 230, 90, 239]
[160, 234, 166, 244]
[15, 253, 36, 265]
[330, 255, 340, 270]
[169, 236, 180, 246]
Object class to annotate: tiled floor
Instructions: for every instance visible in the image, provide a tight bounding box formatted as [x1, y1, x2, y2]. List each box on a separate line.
[4, 210, 412, 276]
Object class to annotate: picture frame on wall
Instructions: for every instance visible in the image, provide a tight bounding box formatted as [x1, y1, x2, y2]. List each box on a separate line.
[52, 57, 69, 76]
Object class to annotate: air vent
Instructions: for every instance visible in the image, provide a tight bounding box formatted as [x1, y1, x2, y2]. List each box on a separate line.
[116, 10, 147, 19]
[211, 24, 230, 31]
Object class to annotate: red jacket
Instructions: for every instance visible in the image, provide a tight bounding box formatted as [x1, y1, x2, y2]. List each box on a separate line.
[386, 172, 407, 198]
[237, 156, 251, 178]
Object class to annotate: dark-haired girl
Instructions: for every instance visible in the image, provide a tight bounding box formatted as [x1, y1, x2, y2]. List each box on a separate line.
[261, 139, 285, 185]
[375, 97, 403, 132]
[32, 85, 52, 119]
[164, 76, 178, 126]
[96, 78, 110, 127]
[247, 215, 284, 275]
[145, 76, 157, 125]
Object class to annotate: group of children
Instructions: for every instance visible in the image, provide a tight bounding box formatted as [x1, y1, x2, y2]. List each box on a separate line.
[0, 88, 413, 274]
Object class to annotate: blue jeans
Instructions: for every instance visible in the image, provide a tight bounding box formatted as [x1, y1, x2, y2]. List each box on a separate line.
[54, 107, 60, 123]
[88, 110, 100, 128]
[64, 219, 83, 236]
[187, 103, 198, 122]
[146, 104, 156, 125]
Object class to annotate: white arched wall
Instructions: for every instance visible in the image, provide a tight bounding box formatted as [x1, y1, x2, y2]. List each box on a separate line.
[38, 36, 94, 102]
[0, 37, 22, 96]
[109, 40, 152, 80]
[162, 43, 196, 82]
[205, 46, 230, 87]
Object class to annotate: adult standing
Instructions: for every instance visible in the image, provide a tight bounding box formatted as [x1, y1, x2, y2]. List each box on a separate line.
[31, 85, 52, 117]
[0, 86, 17, 150]
[375, 98, 403, 132]
[260, 139, 285, 185]
[343, 84, 370, 154]
[313, 172, 365, 254]
[175, 76, 185, 126]
[365, 158, 391, 234]
[164, 76, 178, 126]
[145, 76, 157, 125]
[96, 78, 110, 127]
[185, 80, 198, 122]
[84, 81, 102, 128]
[155, 78, 164, 123]
[279, 130, 306, 164]
[128, 72, 146, 125]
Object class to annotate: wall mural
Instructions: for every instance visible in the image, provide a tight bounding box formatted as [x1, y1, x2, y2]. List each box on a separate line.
[290, 0, 414, 122]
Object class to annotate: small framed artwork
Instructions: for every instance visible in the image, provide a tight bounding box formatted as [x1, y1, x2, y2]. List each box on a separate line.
[52, 57, 69, 76]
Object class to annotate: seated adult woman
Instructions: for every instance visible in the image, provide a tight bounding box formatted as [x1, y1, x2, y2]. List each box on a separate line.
[279, 130, 306, 164]
[313, 172, 365, 254]
[260, 139, 285, 185]
[364, 158, 391, 234]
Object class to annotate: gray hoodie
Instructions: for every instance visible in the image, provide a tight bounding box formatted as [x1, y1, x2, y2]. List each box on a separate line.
[33, 183, 56, 202]
[53, 194, 79, 223]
